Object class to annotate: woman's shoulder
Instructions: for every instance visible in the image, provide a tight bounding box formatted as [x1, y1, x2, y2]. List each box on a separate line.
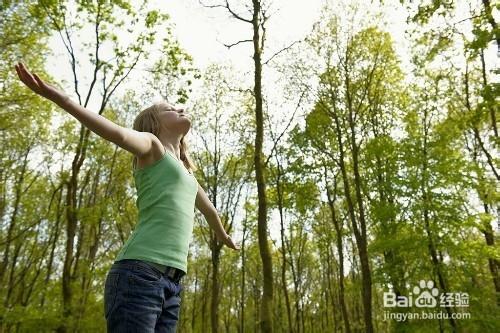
[134, 135, 166, 171]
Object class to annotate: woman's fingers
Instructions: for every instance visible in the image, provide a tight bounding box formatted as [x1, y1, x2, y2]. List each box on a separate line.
[20, 62, 29, 72]
[229, 239, 241, 250]
[32, 73, 45, 87]
[15, 63, 25, 80]
[23, 65, 37, 84]
[16, 63, 31, 83]
[223, 236, 240, 250]
[14, 64, 22, 80]
[15, 62, 42, 93]
[15, 62, 63, 102]
[18, 62, 33, 81]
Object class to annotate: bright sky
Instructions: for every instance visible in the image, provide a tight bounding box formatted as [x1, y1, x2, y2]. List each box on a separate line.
[47, 0, 498, 110]
[163, 0, 324, 69]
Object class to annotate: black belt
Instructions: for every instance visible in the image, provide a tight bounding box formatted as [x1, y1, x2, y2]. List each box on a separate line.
[144, 261, 185, 281]
[115, 259, 185, 282]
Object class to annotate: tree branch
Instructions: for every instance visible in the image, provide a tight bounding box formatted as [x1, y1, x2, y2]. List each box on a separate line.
[40, 2, 82, 104]
[222, 38, 253, 49]
[84, 2, 102, 108]
[224, 0, 252, 23]
[199, 0, 252, 23]
[263, 89, 306, 168]
[263, 40, 300, 65]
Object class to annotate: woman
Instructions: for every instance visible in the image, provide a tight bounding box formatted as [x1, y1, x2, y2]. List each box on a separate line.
[15, 62, 240, 332]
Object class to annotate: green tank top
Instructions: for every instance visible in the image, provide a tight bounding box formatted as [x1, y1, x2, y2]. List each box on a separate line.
[115, 149, 198, 273]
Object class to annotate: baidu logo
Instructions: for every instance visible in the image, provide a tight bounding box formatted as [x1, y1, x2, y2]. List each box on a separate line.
[414, 280, 439, 307]
[383, 280, 469, 308]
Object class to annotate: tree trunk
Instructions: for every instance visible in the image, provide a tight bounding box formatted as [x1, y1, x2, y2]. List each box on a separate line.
[250, 1, 273, 332]
[211, 243, 222, 333]
[481, 203, 500, 306]
[421, 108, 457, 331]
[329, 102, 373, 332]
[324, 172, 351, 333]
[240, 217, 248, 333]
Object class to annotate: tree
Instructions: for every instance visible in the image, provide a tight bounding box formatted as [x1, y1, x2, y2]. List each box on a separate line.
[191, 62, 253, 333]
[200, 1, 280, 331]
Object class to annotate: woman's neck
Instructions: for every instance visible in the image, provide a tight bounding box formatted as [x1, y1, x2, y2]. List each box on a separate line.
[158, 132, 182, 160]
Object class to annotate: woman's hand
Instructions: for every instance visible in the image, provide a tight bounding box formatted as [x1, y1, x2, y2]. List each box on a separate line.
[15, 62, 67, 103]
[221, 234, 241, 251]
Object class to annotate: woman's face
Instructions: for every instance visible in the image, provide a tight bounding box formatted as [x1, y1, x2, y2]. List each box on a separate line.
[158, 102, 191, 135]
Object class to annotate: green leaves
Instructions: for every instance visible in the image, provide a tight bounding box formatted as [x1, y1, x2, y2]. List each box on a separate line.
[145, 10, 159, 28]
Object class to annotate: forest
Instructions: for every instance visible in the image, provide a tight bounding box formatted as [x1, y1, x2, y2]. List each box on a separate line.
[0, 0, 498, 332]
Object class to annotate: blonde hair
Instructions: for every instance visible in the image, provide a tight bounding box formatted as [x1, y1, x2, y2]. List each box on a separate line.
[132, 102, 197, 172]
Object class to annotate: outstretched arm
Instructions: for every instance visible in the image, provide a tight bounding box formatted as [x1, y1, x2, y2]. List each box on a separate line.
[14, 62, 154, 158]
[195, 183, 240, 251]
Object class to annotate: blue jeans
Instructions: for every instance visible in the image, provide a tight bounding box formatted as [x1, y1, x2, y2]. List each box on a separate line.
[104, 259, 184, 332]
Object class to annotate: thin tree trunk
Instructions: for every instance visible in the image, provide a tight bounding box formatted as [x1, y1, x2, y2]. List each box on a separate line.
[329, 100, 373, 332]
[191, 266, 198, 333]
[274, 161, 293, 333]
[240, 217, 247, 333]
[482, 202, 500, 306]
[211, 244, 221, 333]
[250, 1, 273, 331]
[479, 50, 498, 138]
[324, 170, 351, 333]
[201, 261, 210, 332]
[481, 0, 500, 53]
[463, 60, 500, 305]
[0, 147, 31, 285]
[421, 107, 457, 331]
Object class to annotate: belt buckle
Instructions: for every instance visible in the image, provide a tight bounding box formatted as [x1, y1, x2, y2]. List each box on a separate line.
[166, 267, 176, 280]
